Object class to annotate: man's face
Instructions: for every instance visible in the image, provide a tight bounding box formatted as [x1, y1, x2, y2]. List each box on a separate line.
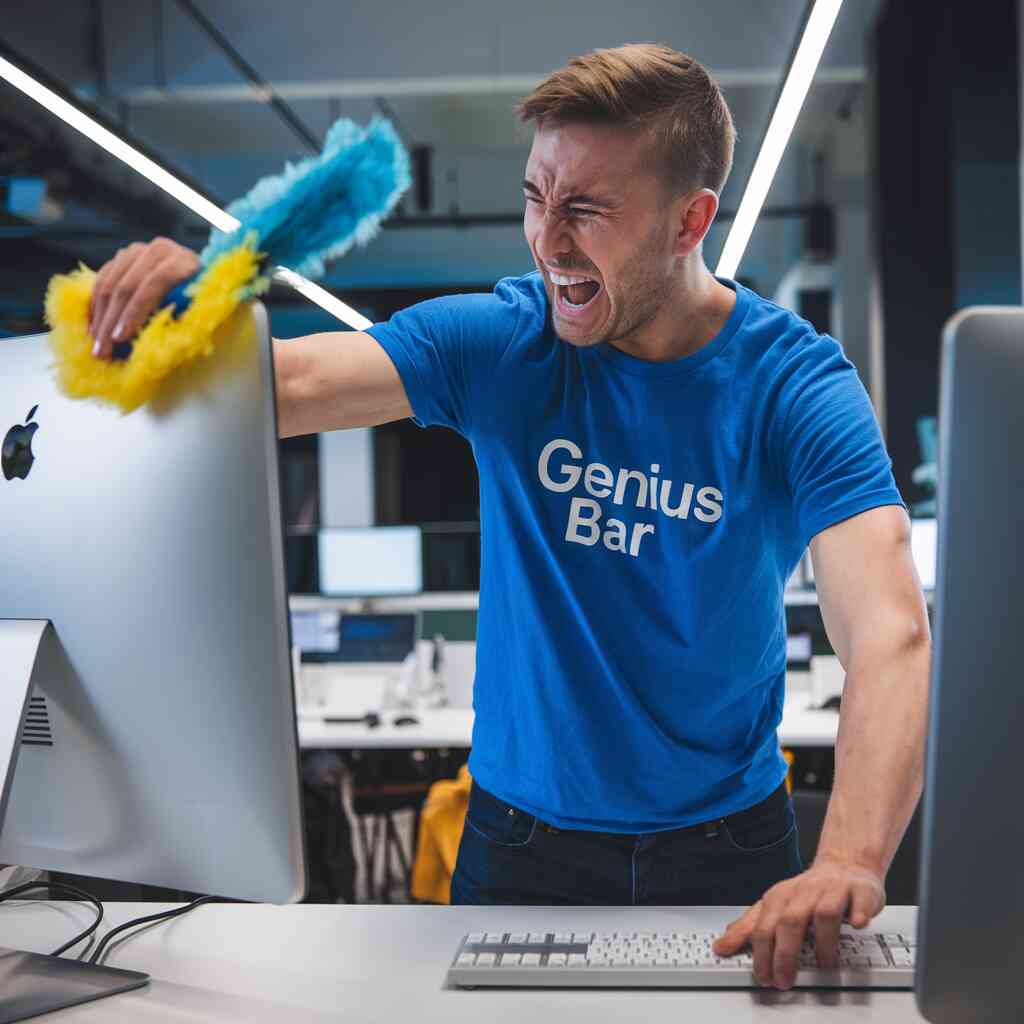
[523, 120, 679, 349]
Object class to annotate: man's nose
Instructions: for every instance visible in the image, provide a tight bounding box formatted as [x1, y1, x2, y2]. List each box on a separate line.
[533, 208, 573, 263]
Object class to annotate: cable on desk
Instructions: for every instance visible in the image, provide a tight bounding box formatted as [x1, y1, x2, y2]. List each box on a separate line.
[88, 895, 219, 966]
[0, 880, 104, 957]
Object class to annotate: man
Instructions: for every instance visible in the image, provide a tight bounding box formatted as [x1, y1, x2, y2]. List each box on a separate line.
[87, 43, 930, 990]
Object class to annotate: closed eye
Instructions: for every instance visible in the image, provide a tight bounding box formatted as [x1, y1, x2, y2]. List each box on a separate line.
[523, 196, 598, 219]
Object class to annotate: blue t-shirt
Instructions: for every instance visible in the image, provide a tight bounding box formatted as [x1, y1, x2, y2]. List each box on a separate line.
[366, 271, 905, 832]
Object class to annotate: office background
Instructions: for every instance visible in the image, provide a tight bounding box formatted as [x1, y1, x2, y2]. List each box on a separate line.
[1, 0, 1020, 906]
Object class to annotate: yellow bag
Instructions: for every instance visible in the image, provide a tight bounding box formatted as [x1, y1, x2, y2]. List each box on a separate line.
[410, 764, 471, 905]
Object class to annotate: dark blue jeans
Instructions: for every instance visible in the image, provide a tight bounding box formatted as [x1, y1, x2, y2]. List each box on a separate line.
[451, 780, 802, 905]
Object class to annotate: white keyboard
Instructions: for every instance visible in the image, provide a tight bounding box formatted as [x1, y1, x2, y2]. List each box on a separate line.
[446, 926, 915, 989]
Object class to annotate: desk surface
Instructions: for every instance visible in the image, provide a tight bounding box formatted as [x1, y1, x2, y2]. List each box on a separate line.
[1, 902, 925, 1022]
[296, 698, 840, 750]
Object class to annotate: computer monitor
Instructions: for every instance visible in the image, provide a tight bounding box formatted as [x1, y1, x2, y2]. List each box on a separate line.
[317, 525, 422, 596]
[0, 303, 306, 1014]
[909, 517, 937, 590]
[916, 307, 1024, 1022]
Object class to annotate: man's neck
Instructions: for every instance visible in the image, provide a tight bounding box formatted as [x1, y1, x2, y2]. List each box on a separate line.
[610, 268, 738, 364]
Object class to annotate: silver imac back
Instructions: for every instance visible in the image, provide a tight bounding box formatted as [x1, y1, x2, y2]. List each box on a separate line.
[916, 307, 1024, 1021]
[0, 301, 306, 904]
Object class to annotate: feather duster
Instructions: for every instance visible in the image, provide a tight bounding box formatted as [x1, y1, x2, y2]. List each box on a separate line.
[44, 115, 410, 413]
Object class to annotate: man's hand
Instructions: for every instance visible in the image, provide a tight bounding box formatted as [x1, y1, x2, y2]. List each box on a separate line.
[88, 237, 201, 360]
[711, 857, 886, 989]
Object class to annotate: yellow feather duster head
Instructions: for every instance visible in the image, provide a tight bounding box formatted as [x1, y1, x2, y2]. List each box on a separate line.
[44, 234, 269, 414]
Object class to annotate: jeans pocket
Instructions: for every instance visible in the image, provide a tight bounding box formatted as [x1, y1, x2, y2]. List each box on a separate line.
[720, 795, 797, 855]
[463, 782, 538, 848]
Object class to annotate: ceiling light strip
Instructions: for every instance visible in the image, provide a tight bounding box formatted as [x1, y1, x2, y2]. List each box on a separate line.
[715, 0, 844, 280]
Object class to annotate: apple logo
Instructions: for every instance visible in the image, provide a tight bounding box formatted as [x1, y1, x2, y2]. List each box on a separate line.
[2, 405, 40, 481]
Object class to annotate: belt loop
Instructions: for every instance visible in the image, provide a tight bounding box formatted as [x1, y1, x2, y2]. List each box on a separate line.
[703, 819, 722, 839]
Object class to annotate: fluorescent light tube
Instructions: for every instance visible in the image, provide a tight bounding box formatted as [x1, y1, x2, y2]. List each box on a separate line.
[0, 54, 372, 331]
[715, 0, 844, 280]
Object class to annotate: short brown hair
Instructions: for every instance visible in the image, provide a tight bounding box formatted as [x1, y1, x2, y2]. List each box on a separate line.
[516, 43, 736, 198]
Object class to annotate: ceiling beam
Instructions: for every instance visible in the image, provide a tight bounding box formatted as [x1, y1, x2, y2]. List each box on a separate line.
[103, 67, 865, 105]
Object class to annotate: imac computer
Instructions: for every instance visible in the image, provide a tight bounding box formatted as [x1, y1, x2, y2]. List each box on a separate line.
[916, 307, 1024, 1022]
[317, 525, 423, 597]
[0, 301, 306, 1018]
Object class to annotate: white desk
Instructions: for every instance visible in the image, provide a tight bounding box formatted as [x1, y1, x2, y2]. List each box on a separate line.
[298, 707, 474, 749]
[296, 698, 839, 750]
[1, 901, 925, 1022]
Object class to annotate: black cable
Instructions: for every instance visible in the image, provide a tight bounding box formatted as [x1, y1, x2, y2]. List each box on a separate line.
[89, 896, 218, 966]
[0, 880, 104, 958]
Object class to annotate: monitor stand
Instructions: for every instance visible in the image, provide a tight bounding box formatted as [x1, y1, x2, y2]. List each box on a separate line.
[0, 620, 150, 1022]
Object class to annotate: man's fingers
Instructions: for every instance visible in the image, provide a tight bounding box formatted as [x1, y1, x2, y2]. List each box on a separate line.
[90, 245, 142, 348]
[112, 257, 186, 347]
[848, 879, 884, 929]
[751, 907, 778, 986]
[772, 903, 815, 989]
[812, 892, 848, 968]
[93, 244, 170, 358]
[712, 902, 759, 955]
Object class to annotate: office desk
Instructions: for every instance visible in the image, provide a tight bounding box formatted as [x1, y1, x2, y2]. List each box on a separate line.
[298, 707, 474, 749]
[296, 699, 840, 750]
[1, 902, 925, 1022]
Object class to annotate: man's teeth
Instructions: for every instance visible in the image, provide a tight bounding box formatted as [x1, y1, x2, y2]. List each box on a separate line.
[550, 272, 595, 286]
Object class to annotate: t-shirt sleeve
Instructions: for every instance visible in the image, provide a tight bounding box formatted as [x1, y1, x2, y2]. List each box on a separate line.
[364, 280, 523, 437]
[774, 333, 908, 549]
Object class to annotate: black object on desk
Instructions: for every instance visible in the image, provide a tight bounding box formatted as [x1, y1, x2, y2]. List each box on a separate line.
[393, 715, 420, 727]
[0, 948, 149, 1022]
[323, 712, 381, 729]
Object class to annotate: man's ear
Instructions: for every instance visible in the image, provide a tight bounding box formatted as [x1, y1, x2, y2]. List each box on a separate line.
[673, 189, 719, 256]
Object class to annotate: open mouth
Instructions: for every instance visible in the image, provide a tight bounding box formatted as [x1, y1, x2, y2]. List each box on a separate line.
[549, 271, 603, 318]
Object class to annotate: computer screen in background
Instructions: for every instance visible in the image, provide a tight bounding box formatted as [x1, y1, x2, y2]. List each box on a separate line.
[318, 526, 423, 596]
[909, 517, 937, 590]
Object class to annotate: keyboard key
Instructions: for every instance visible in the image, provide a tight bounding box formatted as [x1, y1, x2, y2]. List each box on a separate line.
[572, 932, 593, 943]
[527, 933, 549, 944]
[568, 954, 587, 966]
[507, 933, 528, 944]
[476, 953, 497, 966]
[484, 933, 505, 945]
[465, 933, 485, 945]
[553, 932, 573, 944]
[456, 953, 475, 966]
[521, 953, 542, 966]
[500, 954, 521, 967]
[548, 953, 568, 966]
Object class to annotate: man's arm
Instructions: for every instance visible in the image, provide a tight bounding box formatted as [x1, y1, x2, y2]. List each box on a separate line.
[274, 331, 412, 437]
[85, 236, 413, 437]
[713, 503, 931, 987]
[810, 503, 931, 878]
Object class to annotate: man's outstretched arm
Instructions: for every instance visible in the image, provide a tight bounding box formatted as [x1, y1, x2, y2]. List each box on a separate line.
[86, 236, 413, 438]
[274, 330, 412, 437]
[713, 503, 931, 988]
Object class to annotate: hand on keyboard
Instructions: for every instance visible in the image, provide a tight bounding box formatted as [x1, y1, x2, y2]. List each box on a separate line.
[712, 858, 887, 989]
[447, 928, 916, 990]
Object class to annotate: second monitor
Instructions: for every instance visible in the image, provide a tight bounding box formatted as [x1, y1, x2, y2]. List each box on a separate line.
[318, 525, 423, 597]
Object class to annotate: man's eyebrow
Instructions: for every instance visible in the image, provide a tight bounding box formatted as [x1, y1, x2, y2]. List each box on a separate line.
[521, 179, 613, 207]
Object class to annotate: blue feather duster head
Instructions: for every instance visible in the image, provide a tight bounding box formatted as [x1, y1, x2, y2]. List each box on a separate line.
[199, 115, 410, 292]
